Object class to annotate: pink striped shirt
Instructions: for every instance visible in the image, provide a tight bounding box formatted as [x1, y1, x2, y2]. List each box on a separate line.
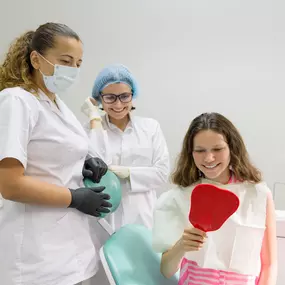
[178, 174, 259, 285]
[179, 259, 258, 285]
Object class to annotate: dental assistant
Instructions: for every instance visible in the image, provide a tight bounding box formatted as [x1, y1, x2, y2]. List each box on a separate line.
[81, 64, 170, 230]
[0, 22, 112, 285]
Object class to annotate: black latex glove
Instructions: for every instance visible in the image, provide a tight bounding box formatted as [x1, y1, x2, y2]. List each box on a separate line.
[68, 186, 112, 217]
[82, 157, 108, 183]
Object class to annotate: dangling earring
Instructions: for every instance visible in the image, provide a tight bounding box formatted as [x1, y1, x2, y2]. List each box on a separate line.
[228, 165, 234, 179]
[99, 105, 106, 114]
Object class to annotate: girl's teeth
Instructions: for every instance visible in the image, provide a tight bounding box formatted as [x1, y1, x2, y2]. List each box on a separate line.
[205, 165, 217, 169]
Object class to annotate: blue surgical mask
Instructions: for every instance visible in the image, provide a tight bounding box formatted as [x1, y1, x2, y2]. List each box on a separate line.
[38, 53, 80, 94]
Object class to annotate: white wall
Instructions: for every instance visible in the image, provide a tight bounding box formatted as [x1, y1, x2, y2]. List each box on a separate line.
[1, 0, 285, 209]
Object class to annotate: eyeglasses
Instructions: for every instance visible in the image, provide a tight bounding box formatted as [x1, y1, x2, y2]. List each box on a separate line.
[101, 92, 133, 104]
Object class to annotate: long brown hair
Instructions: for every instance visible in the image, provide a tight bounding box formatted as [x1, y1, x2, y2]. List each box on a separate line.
[0, 22, 80, 92]
[172, 112, 261, 187]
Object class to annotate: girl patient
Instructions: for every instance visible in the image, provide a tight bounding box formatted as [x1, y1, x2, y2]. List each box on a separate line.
[152, 112, 277, 285]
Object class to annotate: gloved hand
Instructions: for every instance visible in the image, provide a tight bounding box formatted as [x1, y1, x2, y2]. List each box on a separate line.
[108, 165, 130, 179]
[83, 157, 108, 183]
[68, 186, 112, 217]
[81, 97, 102, 121]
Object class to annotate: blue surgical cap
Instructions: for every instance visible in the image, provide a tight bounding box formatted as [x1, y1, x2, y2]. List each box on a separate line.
[92, 64, 139, 101]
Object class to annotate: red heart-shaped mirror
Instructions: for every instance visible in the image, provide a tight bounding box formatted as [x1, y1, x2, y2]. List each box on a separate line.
[189, 184, 240, 232]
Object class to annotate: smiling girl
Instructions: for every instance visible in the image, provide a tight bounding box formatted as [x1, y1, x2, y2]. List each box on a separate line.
[152, 112, 277, 285]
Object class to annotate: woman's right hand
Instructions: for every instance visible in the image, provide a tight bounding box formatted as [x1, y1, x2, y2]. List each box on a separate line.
[90, 97, 99, 106]
[68, 186, 112, 217]
[179, 227, 207, 252]
[81, 97, 101, 121]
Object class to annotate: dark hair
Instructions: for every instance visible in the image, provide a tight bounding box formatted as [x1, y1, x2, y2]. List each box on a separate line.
[0, 22, 80, 92]
[172, 112, 262, 187]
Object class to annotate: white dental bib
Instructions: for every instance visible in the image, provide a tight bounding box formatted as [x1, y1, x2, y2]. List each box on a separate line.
[153, 179, 269, 276]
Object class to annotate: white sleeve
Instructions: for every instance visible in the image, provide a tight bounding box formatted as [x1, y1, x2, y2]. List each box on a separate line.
[83, 122, 112, 165]
[0, 91, 35, 168]
[129, 122, 170, 192]
[152, 190, 185, 253]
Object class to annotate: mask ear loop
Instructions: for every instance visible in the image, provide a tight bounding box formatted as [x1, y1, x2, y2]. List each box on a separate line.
[37, 52, 55, 67]
[37, 52, 55, 78]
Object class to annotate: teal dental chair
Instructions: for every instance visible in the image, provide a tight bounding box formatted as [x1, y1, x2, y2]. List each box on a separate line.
[84, 171, 179, 285]
[100, 224, 179, 285]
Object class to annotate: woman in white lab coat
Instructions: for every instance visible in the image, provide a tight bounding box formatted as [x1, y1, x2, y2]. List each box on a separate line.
[81, 64, 170, 231]
[0, 23, 112, 285]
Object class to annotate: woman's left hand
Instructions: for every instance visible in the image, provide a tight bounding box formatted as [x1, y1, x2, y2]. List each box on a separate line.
[108, 165, 130, 179]
[82, 157, 108, 183]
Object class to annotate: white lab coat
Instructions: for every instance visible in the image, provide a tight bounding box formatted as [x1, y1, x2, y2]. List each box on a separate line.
[85, 114, 170, 285]
[153, 179, 269, 276]
[86, 114, 170, 232]
[0, 87, 100, 285]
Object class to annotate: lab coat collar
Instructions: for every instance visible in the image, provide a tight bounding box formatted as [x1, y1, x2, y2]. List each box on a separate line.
[35, 89, 54, 102]
[35, 89, 64, 113]
[36, 89, 87, 139]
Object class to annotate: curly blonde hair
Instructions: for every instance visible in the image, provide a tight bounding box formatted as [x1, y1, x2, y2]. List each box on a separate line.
[0, 31, 37, 92]
[172, 112, 262, 187]
[0, 23, 80, 93]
